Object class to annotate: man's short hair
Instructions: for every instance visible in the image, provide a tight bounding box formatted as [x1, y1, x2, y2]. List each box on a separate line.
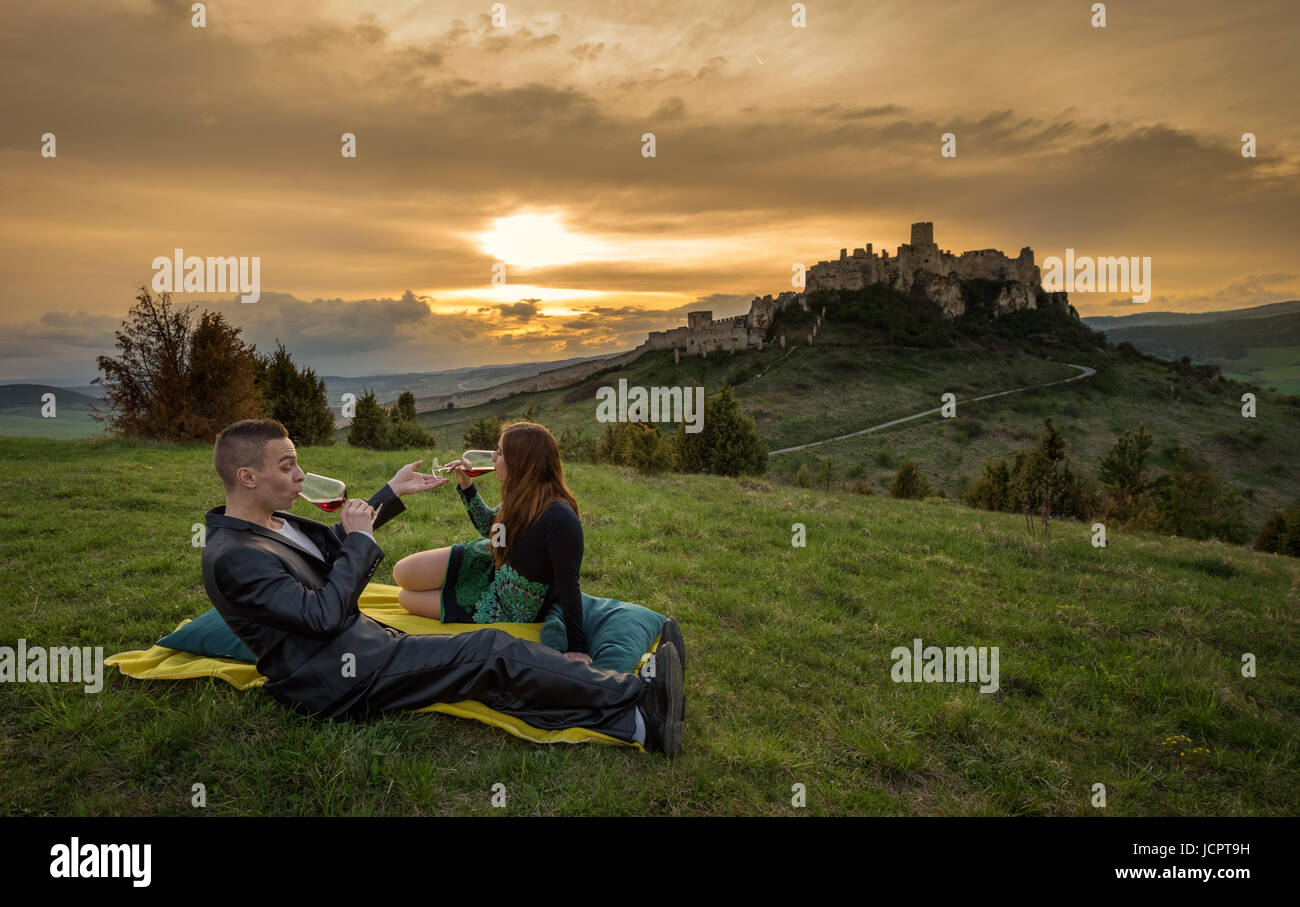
[214, 419, 289, 491]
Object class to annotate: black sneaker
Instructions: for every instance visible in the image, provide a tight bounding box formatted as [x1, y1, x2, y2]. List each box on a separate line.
[657, 618, 686, 720]
[638, 642, 684, 757]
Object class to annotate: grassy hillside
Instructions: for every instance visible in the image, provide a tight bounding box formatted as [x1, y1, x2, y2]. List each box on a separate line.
[358, 310, 1300, 533]
[1, 437, 1297, 815]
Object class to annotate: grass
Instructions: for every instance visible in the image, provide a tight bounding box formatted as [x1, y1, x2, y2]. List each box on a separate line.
[390, 324, 1300, 531]
[1, 436, 1298, 816]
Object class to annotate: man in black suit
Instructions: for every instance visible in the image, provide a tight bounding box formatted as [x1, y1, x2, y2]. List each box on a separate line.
[200, 419, 683, 755]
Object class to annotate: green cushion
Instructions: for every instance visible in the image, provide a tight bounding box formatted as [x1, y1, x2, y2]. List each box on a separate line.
[161, 595, 666, 674]
[158, 608, 257, 662]
[540, 593, 666, 673]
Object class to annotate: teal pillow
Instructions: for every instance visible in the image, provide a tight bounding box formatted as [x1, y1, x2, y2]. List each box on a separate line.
[540, 593, 667, 673]
[158, 608, 256, 662]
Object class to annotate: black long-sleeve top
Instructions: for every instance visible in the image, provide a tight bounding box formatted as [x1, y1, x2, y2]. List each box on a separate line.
[456, 483, 588, 654]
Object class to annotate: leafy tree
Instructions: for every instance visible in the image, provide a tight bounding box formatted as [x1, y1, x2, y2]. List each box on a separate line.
[94, 287, 262, 441]
[673, 382, 767, 476]
[818, 458, 835, 490]
[255, 341, 334, 446]
[890, 459, 932, 499]
[1005, 418, 1093, 535]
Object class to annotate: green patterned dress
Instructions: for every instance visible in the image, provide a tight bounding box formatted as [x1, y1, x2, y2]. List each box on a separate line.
[439, 483, 551, 624]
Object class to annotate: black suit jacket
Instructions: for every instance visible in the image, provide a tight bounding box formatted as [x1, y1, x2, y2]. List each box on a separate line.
[200, 484, 409, 716]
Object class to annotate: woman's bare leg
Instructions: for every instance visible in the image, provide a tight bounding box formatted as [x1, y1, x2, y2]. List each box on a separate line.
[393, 547, 452, 619]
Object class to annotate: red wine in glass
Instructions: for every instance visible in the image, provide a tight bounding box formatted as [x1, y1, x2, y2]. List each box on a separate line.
[299, 473, 347, 512]
[435, 450, 495, 478]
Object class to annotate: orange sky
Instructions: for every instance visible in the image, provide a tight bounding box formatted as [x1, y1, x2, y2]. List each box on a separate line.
[1, 0, 1297, 380]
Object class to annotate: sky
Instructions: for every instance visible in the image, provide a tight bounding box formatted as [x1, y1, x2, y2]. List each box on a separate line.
[1, 0, 1297, 382]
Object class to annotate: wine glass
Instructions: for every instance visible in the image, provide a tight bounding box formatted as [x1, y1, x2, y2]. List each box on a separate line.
[435, 450, 495, 477]
[299, 473, 347, 512]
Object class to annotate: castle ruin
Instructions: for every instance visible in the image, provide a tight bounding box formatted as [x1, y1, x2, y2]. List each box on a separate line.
[635, 221, 1075, 358]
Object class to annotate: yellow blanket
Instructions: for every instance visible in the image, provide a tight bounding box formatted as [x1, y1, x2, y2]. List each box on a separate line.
[106, 583, 649, 750]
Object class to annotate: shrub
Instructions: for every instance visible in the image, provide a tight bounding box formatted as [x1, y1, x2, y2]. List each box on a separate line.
[674, 382, 767, 477]
[890, 460, 932, 499]
[463, 416, 502, 450]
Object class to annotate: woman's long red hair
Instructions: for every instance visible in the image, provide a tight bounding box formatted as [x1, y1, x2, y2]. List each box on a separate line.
[493, 421, 579, 567]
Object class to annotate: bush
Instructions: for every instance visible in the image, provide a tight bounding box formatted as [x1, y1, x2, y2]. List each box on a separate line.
[1151, 446, 1250, 544]
[463, 416, 502, 450]
[962, 458, 1011, 511]
[1253, 503, 1300, 556]
[794, 463, 812, 488]
[847, 479, 873, 495]
[1006, 418, 1094, 533]
[598, 421, 676, 474]
[890, 460, 932, 499]
[557, 426, 599, 464]
[674, 382, 767, 477]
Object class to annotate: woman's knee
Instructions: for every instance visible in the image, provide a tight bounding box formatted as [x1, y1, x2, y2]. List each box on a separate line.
[397, 587, 441, 620]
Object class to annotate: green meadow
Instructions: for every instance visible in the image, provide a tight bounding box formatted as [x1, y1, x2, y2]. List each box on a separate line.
[1, 437, 1297, 815]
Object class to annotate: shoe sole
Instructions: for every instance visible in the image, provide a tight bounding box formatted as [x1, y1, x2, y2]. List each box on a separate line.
[658, 618, 686, 675]
[657, 618, 686, 720]
[655, 642, 684, 757]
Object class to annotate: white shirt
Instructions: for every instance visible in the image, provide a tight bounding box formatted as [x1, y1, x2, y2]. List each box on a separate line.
[270, 517, 374, 560]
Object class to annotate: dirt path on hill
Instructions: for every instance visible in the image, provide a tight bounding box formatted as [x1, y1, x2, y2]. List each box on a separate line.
[768, 363, 1097, 455]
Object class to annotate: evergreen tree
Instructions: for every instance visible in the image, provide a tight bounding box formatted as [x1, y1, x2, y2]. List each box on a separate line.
[674, 382, 767, 476]
[256, 341, 335, 446]
[347, 389, 390, 449]
[1097, 422, 1156, 527]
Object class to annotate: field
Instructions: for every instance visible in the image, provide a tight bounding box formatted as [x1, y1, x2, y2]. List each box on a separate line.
[2, 437, 1297, 816]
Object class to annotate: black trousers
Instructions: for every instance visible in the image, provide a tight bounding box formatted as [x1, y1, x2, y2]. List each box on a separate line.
[331, 627, 646, 741]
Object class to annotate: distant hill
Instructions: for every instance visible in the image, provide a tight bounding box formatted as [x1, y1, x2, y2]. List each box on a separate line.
[320, 355, 613, 414]
[0, 355, 618, 439]
[0, 384, 107, 439]
[1083, 300, 1300, 395]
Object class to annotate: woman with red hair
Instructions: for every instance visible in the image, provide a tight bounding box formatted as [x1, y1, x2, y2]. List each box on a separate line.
[393, 421, 593, 662]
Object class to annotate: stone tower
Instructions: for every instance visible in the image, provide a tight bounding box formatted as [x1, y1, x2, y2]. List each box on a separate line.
[687, 311, 713, 330]
[910, 222, 935, 247]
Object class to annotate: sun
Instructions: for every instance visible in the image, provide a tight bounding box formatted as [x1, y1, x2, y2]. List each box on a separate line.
[474, 213, 611, 269]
